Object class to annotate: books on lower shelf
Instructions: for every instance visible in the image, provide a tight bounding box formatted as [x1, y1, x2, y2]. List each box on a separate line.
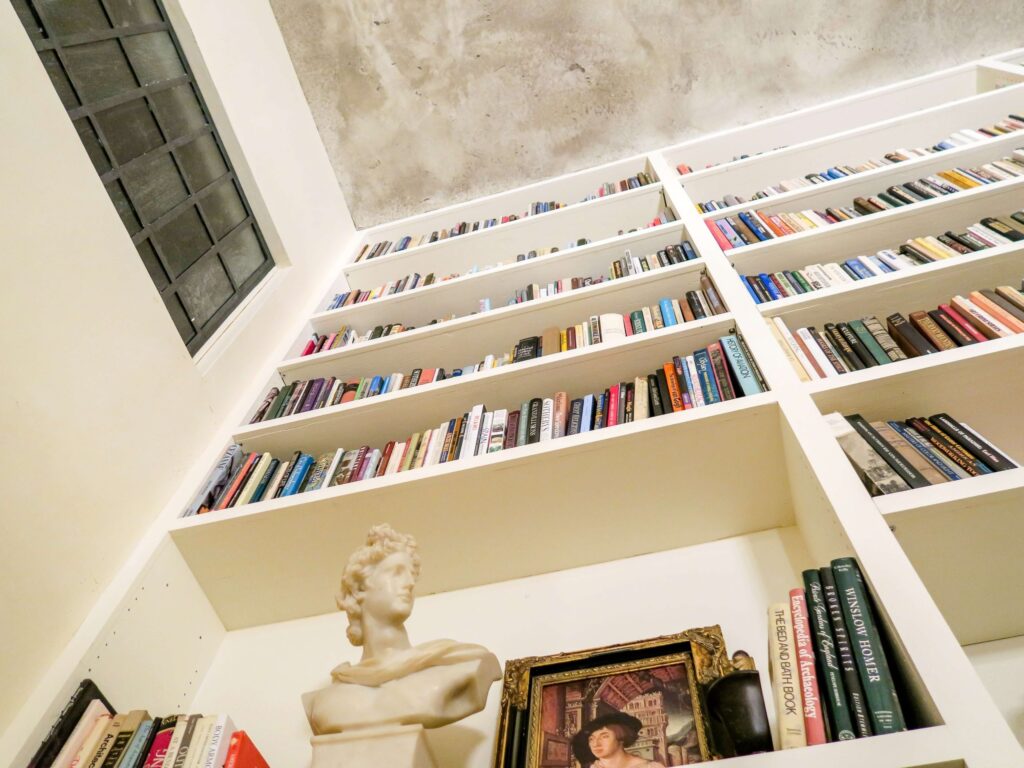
[695, 114, 1024, 213]
[827, 411, 1018, 496]
[769, 281, 1024, 381]
[26, 679, 267, 768]
[740, 209, 1024, 305]
[706, 145, 1024, 251]
[194, 334, 765, 515]
[769, 558, 906, 748]
[354, 170, 657, 262]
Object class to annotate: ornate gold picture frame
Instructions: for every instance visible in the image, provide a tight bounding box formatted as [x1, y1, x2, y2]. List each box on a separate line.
[493, 626, 738, 767]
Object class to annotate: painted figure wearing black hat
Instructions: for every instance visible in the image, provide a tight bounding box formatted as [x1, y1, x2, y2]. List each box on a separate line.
[571, 711, 667, 768]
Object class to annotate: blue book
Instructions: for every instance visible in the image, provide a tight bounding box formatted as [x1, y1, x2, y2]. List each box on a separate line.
[719, 335, 764, 395]
[935, 140, 956, 151]
[249, 458, 280, 504]
[825, 168, 845, 180]
[119, 719, 155, 768]
[715, 219, 745, 249]
[693, 349, 721, 404]
[580, 394, 594, 433]
[757, 273, 783, 301]
[782, 270, 807, 293]
[844, 259, 873, 279]
[281, 454, 314, 496]
[659, 298, 678, 326]
[737, 210, 771, 241]
[740, 275, 762, 304]
[594, 392, 607, 429]
[869, 255, 894, 273]
[680, 240, 698, 261]
[887, 421, 961, 481]
[367, 376, 384, 396]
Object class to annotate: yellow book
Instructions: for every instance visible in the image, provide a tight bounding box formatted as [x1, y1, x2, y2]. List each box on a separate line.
[911, 237, 952, 260]
[937, 169, 978, 189]
[559, 330, 568, 352]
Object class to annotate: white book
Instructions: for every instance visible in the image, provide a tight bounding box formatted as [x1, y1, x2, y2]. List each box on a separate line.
[685, 356, 705, 407]
[800, 209, 830, 227]
[266, 460, 290, 495]
[489, 409, 508, 453]
[856, 255, 885, 276]
[630, 254, 643, 274]
[68, 713, 112, 768]
[539, 398, 554, 441]
[483, 353, 495, 369]
[599, 313, 627, 343]
[385, 443, 406, 475]
[426, 424, 447, 467]
[200, 715, 235, 768]
[874, 250, 906, 272]
[460, 404, 485, 459]
[322, 448, 345, 488]
[771, 317, 820, 380]
[388, 372, 404, 392]
[476, 411, 494, 457]
[325, 378, 342, 404]
[633, 376, 649, 420]
[235, 452, 272, 506]
[822, 262, 854, 284]
[981, 162, 1012, 180]
[694, 289, 712, 318]
[803, 264, 830, 289]
[671, 299, 685, 325]
[52, 700, 112, 768]
[797, 327, 839, 377]
[768, 603, 807, 748]
[641, 306, 655, 333]
[966, 225, 1008, 246]
[160, 716, 192, 768]
[184, 715, 217, 768]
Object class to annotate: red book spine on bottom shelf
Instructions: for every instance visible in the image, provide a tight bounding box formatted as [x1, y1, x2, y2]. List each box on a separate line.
[224, 730, 270, 768]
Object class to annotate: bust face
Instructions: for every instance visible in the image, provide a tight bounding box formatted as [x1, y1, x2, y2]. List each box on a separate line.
[362, 550, 416, 626]
[588, 727, 622, 759]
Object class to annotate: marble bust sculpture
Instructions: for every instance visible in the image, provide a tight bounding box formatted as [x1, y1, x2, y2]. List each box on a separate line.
[302, 524, 501, 762]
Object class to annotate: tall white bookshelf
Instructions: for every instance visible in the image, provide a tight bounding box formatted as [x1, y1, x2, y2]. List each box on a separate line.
[8, 50, 1024, 768]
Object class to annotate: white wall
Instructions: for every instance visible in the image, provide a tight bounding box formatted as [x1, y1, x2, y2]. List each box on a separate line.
[0, 0, 354, 736]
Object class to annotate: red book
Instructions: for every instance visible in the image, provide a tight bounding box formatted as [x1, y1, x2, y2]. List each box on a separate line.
[322, 332, 338, 350]
[224, 731, 269, 768]
[705, 219, 732, 250]
[662, 363, 685, 412]
[418, 368, 436, 385]
[376, 442, 395, 477]
[215, 453, 259, 511]
[768, 213, 795, 235]
[606, 385, 620, 427]
[758, 211, 787, 237]
[142, 715, 181, 768]
[790, 589, 827, 745]
[300, 338, 316, 356]
[552, 392, 568, 438]
[939, 303, 987, 342]
[504, 411, 520, 450]
[676, 163, 692, 175]
[622, 315, 633, 336]
[346, 446, 369, 484]
[566, 326, 577, 350]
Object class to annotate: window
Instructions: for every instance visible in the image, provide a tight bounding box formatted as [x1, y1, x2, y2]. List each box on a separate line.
[12, 0, 275, 355]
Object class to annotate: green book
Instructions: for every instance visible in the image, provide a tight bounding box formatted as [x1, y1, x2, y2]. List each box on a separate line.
[831, 557, 906, 734]
[516, 401, 530, 447]
[790, 270, 814, 294]
[848, 320, 891, 366]
[268, 382, 294, 420]
[803, 570, 857, 740]
[629, 309, 646, 333]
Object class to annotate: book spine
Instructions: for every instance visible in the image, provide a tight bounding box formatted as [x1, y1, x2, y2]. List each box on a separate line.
[930, 412, 1016, 471]
[820, 568, 873, 737]
[803, 570, 857, 740]
[846, 414, 931, 488]
[832, 558, 906, 734]
[768, 603, 808, 748]
[790, 589, 827, 744]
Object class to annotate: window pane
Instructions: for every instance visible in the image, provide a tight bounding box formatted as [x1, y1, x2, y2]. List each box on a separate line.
[220, 225, 267, 286]
[149, 83, 205, 141]
[12, 0, 46, 40]
[74, 117, 111, 175]
[155, 205, 212, 277]
[178, 252, 233, 328]
[61, 39, 137, 102]
[177, 133, 227, 191]
[120, 151, 187, 223]
[34, 0, 109, 38]
[164, 291, 195, 344]
[39, 51, 79, 109]
[137, 238, 169, 291]
[105, 179, 141, 235]
[106, 0, 162, 27]
[122, 31, 184, 86]
[202, 179, 246, 239]
[94, 97, 164, 165]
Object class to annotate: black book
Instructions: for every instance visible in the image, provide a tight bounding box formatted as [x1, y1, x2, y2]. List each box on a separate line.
[980, 217, 1024, 241]
[899, 242, 935, 264]
[935, 233, 972, 254]
[825, 322, 864, 371]
[685, 291, 707, 319]
[885, 185, 920, 205]
[567, 398, 584, 436]
[369, 325, 384, 339]
[746, 275, 772, 303]
[928, 309, 976, 347]
[1010, 211, 1024, 227]
[809, 327, 846, 374]
[451, 412, 469, 458]
[526, 398, 543, 444]
[647, 373, 664, 416]
[28, 680, 114, 768]
[655, 368, 672, 414]
[901, 180, 937, 200]
[408, 369, 422, 387]
[886, 312, 938, 357]
[944, 231, 986, 251]
[820, 568, 873, 738]
[513, 336, 541, 362]
[847, 414, 932, 488]
[623, 383, 634, 423]
[929, 413, 1017, 472]
[836, 322, 877, 368]
[274, 451, 303, 496]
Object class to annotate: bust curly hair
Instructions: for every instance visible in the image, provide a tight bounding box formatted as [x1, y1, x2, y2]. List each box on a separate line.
[337, 524, 421, 646]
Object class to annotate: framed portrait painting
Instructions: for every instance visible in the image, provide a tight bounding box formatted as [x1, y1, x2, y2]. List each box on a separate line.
[493, 626, 749, 767]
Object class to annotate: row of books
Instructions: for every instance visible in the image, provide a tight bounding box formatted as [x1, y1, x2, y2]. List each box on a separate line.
[706, 145, 1024, 251]
[696, 114, 1024, 212]
[770, 282, 1024, 381]
[676, 146, 784, 175]
[309, 238, 700, 358]
[829, 412, 1018, 496]
[740, 208, 1024, 305]
[769, 558, 906, 748]
[251, 282, 727, 425]
[353, 171, 656, 262]
[204, 335, 765, 513]
[27, 679, 267, 768]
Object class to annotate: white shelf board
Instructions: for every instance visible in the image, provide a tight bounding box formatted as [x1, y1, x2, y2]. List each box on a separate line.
[342, 185, 675, 287]
[172, 393, 786, 629]
[964, 634, 1024, 746]
[286, 255, 714, 382]
[308, 223, 694, 337]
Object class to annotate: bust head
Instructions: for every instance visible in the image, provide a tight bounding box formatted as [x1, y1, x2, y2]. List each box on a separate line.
[337, 524, 421, 646]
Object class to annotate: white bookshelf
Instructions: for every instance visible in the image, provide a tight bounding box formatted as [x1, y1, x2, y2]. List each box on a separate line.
[9, 51, 1024, 768]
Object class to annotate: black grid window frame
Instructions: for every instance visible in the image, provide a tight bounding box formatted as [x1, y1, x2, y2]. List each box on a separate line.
[13, 0, 275, 355]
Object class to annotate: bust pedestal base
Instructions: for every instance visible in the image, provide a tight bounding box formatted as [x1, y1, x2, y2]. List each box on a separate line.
[310, 724, 437, 768]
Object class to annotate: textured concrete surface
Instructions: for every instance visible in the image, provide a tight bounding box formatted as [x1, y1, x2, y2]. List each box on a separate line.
[270, 0, 1023, 227]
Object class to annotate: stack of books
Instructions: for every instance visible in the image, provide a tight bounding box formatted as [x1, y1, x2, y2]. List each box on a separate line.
[769, 558, 906, 747]
[741, 208, 1024, 304]
[770, 282, 1024, 380]
[203, 335, 765, 513]
[25, 680, 267, 768]
[249, 277, 727, 425]
[355, 170, 656, 261]
[310, 239, 701, 358]
[706, 146, 1024, 250]
[828, 412, 1018, 496]
[696, 115, 1024, 212]
[676, 146, 785, 175]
